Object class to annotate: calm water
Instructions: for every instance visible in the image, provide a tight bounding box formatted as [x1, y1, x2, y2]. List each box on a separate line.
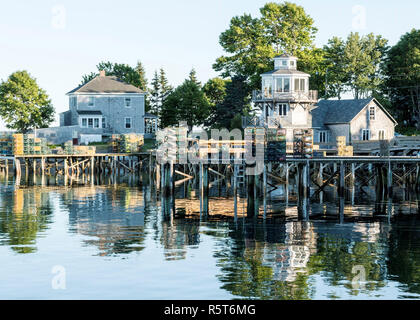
[0, 174, 419, 300]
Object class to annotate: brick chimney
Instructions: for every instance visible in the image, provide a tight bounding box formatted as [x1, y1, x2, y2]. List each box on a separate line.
[99, 70, 106, 77]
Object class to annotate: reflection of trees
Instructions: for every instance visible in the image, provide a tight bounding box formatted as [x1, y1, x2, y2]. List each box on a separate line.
[306, 237, 387, 295]
[212, 221, 392, 299]
[387, 218, 420, 295]
[62, 186, 146, 256]
[0, 188, 52, 253]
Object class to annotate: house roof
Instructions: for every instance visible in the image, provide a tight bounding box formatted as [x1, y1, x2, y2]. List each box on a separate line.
[67, 75, 145, 95]
[261, 69, 310, 76]
[274, 54, 298, 59]
[311, 98, 397, 128]
[76, 110, 103, 115]
[144, 112, 158, 118]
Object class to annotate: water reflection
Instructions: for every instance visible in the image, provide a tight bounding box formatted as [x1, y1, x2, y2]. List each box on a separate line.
[0, 186, 52, 253]
[0, 172, 418, 299]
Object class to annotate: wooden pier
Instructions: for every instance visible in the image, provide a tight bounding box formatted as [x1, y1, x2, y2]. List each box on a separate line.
[0, 152, 419, 219]
[0, 153, 152, 178]
[154, 156, 420, 219]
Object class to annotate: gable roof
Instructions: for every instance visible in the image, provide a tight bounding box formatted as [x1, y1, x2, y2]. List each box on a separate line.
[311, 98, 397, 128]
[274, 54, 297, 59]
[67, 75, 145, 95]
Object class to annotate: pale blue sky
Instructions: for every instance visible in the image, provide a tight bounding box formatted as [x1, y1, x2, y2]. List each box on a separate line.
[0, 0, 419, 127]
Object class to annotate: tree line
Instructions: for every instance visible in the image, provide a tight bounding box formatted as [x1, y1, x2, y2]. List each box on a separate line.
[0, 1, 419, 133]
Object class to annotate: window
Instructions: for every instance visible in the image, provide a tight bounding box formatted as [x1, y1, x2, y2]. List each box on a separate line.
[319, 131, 329, 143]
[81, 117, 102, 128]
[125, 117, 132, 129]
[294, 78, 306, 92]
[282, 60, 287, 66]
[274, 77, 290, 93]
[263, 79, 272, 97]
[378, 129, 385, 140]
[290, 61, 295, 67]
[125, 98, 131, 107]
[102, 117, 106, 129]
[369, 106, 376, 120]
[362, 129, 371, 141]
[274, 103, 288, 117]
[88, 97, 95, 107]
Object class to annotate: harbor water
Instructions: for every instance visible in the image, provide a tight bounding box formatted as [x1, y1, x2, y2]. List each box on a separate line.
[0, 173, 419, 300]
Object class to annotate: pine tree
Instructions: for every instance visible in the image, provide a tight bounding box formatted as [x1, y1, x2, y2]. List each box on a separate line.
[149, 70, 161, 116]
[188, 68, 200, 86]
[159, 68, 173, 105]
[135, 60, 148, 92]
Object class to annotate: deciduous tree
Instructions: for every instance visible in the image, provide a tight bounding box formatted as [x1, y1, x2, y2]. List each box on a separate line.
[0, 71, 55, 132]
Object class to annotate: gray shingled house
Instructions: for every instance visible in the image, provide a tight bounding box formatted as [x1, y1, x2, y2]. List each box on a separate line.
[37, 71, 157, 144]
[311, 98, 398, 145]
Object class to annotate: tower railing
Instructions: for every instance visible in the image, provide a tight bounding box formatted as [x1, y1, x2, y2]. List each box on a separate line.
[252, 90, 318, 102]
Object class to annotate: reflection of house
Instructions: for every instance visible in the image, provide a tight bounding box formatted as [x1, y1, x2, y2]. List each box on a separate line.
[262, 222, 317, 282]
[36, 71, 151, 144]
[63, 187, 146, 256]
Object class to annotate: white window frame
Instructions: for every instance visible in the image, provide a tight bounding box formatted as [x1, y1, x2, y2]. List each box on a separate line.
[294, 78, 306, 92]
[362, 129, 371, 141]
[275, 77, 290, 93]
[80, 116, 102, 129]
[378, 129, 386, 140]
[273, 103, 288, 117]
[319, 131, 329, 143]
[369, 106, 376, 121]
[125, 97, 131, 108]
[125, 117, 132, 129]
[263, 78, 273, 97]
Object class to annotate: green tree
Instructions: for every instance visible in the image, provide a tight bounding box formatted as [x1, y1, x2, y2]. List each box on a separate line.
[210, 76, 251, 129]
[214, 2, 319, 91]
[80, 61, 147, 90]
[382, 29, 420, 129]
[324, 32, 388, 99]
[0, 71, 55, 132]
[160, 70, 210, 129]
[149, 70, 161, 115]
[203, 77, 230, 107]
[135, 60, 148, 91]
[203, 77, 231, 126]
[159, 68, 173, 106]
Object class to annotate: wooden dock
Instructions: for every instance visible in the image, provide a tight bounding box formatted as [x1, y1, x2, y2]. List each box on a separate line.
[0, 151, 419, 219]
